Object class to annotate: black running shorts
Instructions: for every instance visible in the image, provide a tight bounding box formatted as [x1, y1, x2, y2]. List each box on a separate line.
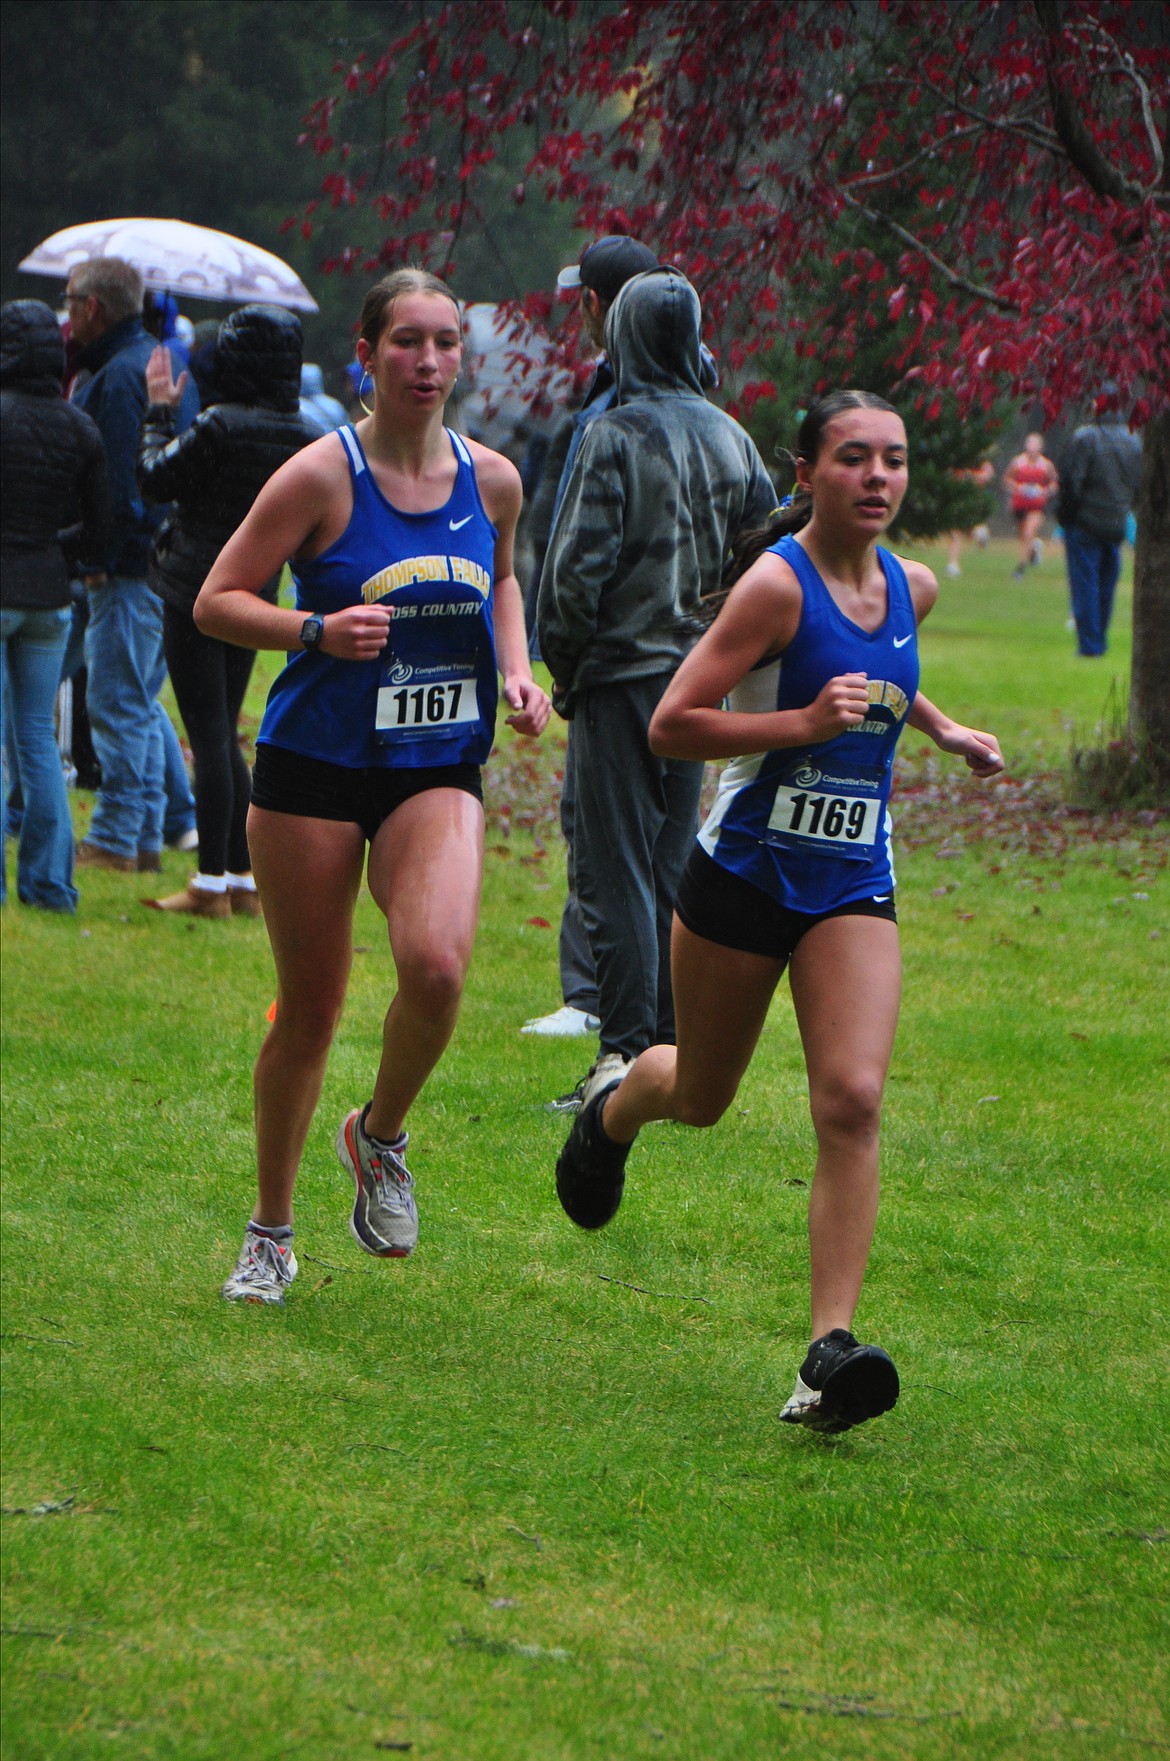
[675, 844, 897, 964]
[251, 743, 483, 845]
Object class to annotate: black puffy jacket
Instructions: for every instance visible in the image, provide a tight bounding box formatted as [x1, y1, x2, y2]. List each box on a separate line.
[1, 300, 110, 610]
[138, 304, 321, 613]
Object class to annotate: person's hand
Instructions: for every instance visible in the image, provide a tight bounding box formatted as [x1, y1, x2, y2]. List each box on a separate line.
[805, 672, 870, 741]
[502, 675, 552, 736]
[145, 345, 187, 408]
[935, 721, 1004, 777]
[319, 605, 391, 660]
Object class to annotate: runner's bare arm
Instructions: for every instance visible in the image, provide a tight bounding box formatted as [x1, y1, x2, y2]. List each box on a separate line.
[649, 553, 869, 761]
[469, 441, 550, 737]
[194, 436, 391, 662]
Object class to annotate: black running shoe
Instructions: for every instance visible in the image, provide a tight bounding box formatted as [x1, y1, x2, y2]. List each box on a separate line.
[555, 1079, 630, 1230]
[778, 1329, 899, 1434]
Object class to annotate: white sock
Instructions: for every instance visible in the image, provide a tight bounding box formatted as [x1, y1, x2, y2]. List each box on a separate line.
[225, 871, 257, 892]
[191, 872, 227, 894]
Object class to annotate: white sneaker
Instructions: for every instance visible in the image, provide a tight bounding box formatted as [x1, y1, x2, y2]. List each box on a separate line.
[171, 827, 200, 853]
[521, 1004, 601, 1037]
[546, 1050, 633, 1114]
[945, 562, 961, 579]
[221, 1228, 298, 1304]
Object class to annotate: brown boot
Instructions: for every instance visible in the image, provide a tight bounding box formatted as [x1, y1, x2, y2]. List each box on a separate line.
[77, 842, 136, 874]
[228, 887, 263, 918]
[142, 882, 231, 919]
[137, 849, 163, 873]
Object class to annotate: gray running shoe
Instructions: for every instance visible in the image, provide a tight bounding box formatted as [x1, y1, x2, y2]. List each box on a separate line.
[336, 1106, 419, 1257]
[779, 1329, 899, 1434]
[221, 1228, 298, 1305]
[545, 1050, 632, 1114]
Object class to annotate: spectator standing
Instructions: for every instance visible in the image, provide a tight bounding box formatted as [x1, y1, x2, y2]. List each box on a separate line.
[538, 266, 776, 1094]
[1003, 433, 1059, 579]
[1056, 390, 1143, 657]
[299, 363, 349, 436]
[1, 299, 109, 911]
[138, 305, 322, 917]
[522, 236, 658, 1043]
[66, 257, 199, 872]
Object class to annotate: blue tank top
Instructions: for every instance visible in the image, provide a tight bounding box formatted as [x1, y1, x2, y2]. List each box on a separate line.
[257, 425, 499, 770]
[697, 535, 920, 913]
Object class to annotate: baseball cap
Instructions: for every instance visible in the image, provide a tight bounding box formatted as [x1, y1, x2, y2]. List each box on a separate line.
[557, 235, 659, 305]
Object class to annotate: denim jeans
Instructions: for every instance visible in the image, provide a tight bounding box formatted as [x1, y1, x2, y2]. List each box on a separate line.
[84, 577, 168, 859]
[1064, 525, 1122, 657]
[0, 606, 77, 911]
[571, 674, 703, 1059]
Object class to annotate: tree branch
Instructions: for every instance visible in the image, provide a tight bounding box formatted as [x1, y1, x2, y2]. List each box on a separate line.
[836, 187, 1020, 312]
[1032, 0, 1151, 202]
[1080, 9, 1166, 190]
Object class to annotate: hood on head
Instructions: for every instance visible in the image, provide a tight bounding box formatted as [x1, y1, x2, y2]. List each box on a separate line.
[1, 299, 65, 393]
[213, 304, 304, 411]
[301, 363, 325, 397]
[605, 268, 704, 403]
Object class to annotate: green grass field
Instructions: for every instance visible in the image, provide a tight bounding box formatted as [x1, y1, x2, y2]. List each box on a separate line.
[2, 542, 1167, 1759]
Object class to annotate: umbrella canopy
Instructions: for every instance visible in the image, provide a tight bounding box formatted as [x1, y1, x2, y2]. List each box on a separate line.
[18, 218, 318, 313]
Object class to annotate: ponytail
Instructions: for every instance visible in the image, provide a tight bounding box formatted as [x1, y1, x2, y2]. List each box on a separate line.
[698, 490, 811, 624]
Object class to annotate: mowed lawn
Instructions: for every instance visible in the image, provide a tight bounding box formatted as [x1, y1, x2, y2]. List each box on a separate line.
[2, 542, 1167, 1760]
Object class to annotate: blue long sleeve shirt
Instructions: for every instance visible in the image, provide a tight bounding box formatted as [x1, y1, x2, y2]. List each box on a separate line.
[72, 317, 199, 577]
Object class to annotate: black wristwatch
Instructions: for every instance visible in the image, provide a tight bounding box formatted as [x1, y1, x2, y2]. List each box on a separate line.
[299, 615, 325, 651]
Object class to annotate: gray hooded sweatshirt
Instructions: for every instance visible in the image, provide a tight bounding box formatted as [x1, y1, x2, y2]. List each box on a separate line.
[537, 268, 775, 705]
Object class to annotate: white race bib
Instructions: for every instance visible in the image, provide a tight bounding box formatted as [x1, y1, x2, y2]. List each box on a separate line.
[376, 656, 479, 742]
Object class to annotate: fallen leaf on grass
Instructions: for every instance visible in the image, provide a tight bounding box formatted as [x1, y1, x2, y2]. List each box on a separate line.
[977, 1096, 1001, 1105]
[1070, 1031, 1088, 1041]
[525, 916, 551, 929]
[489, 1597, 520, 1610]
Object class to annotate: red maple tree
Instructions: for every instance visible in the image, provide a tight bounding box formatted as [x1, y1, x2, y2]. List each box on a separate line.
[298, 0, 1170, 773]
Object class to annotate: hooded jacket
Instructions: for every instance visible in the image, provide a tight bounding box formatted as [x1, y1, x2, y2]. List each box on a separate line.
[1057, 414, 1143, 543]
[138, 305, 321, 613]
[537, 268, 774, 705]
[1, 300, 110, 610]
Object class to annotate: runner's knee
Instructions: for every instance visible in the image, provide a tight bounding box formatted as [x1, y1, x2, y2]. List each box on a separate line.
[809, 1070, 884, 1143]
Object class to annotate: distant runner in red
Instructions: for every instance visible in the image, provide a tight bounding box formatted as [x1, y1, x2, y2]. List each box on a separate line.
[1003, 434, 1059, 579]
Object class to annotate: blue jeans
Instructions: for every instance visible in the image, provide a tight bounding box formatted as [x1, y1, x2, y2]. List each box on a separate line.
[1064, 525, 1122, 657]
[0, 606, 77, 911]
[84, 577, 169, 859]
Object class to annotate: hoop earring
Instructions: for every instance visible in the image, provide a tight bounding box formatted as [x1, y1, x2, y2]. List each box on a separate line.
[358, 368, 374, 417]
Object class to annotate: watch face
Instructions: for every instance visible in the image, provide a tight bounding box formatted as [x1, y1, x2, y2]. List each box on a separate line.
[301, 616, 323, 649]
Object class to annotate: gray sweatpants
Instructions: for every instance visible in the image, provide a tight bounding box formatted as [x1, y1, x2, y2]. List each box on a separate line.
[571, 674, 703, 1060]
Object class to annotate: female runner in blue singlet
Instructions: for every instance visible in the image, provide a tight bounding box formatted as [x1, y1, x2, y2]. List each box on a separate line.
[554, 391, 1003, 1433]
[195, 269, 550, 1304]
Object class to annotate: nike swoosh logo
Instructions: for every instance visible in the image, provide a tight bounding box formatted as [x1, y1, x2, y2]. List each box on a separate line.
[449, 514, 473, 531]
[873, 894, 892, 902]
[893, 633, 913, 648]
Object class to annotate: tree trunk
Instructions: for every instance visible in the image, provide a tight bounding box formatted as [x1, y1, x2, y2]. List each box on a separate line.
[1129, 407, 1170, 791]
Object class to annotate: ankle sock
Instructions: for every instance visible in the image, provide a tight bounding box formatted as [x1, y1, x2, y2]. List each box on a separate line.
[192, 872, 227, 894]
[247, 1221, 293, 1243]
[226, 871, 257, 892]
[361, 1104, 407, 1155]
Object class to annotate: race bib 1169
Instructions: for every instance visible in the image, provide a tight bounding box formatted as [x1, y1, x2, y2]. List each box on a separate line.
[765, 762, 884, 855]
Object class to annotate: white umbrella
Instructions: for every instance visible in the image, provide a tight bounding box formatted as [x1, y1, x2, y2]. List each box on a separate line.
[18, 217, 319, 313]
